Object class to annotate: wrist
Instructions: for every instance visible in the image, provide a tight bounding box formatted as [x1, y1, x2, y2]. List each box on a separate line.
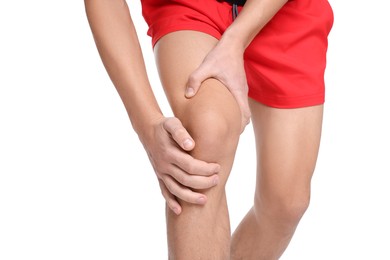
[135, 114, 165, 147]
[219, 27, 248, 53]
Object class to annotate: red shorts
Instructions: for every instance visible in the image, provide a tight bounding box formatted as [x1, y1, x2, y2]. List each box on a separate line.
[141, 0, 334, 108]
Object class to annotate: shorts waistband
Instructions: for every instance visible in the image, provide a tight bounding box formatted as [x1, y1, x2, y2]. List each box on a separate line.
[217, 0, 246, 6]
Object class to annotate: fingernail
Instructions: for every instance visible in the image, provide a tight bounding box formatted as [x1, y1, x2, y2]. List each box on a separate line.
[185, 88, 195, 97]
[172, 207, 180, 215]
[197, 197, 206, 204]
[183, 139, 193, 150]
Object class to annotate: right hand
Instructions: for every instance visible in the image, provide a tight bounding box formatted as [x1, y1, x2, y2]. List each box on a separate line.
[185, 39, 251, 132]
[141, 117, 221, 215]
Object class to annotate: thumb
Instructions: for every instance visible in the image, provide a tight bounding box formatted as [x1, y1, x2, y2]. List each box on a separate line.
[185, 64, 212, 98]
[163, 117, 195, 151]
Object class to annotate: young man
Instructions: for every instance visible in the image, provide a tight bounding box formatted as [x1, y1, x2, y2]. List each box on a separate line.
[85, 0, 333, 258]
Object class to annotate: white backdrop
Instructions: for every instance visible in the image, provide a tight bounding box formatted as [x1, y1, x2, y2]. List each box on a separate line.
[0, 1, 389, 259]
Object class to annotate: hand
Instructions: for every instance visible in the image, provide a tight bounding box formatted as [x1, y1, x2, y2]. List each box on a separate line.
[141, 117, 221, 215]
[185, 39, 251, 132]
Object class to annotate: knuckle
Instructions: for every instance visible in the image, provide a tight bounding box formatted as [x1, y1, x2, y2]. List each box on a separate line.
[162, 117, 171, 129]
[178, 157, 190, 171]
[163, 179, 174, 193]
[161, 150, 173, 162]
[163, 117, 177, 130]
[178, 174, 189, 186]
[169, 153, 181, 166]
[206, 178, 215, 188]
[206, 166, 215, 175]
[186, 163, 196, 175]
[172, 127, 187, 140]
[207, 166, 215, 176]
[170, 117, 180, 125]
[206, 163, 218, 175]
[171, 169, 183, 183]
[188, 75, 198, 86]
[188, 74, 196, 82]
[161, 153, 170, 163]
[179, 192, 192, 203]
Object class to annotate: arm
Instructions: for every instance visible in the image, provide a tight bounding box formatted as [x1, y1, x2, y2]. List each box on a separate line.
[84, 0, 161, 134]
[84, 0, 220, 214]
[222, 0, 288, 50]
[185, 0, 289, 131]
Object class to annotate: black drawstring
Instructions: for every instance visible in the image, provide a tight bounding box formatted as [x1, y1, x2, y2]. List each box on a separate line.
[232, 4, 239, 20]
[217, 0, 245, 20]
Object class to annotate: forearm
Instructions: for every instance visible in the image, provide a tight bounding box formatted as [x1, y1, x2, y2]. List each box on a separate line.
[84, 0, 162, 138]
[222, 0, 288, 50]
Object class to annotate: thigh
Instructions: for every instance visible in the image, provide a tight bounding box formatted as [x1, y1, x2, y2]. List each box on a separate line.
[154, 30, 241, 184]
[154, 31, 233, 117]
[154, 30, 240, 131]
[154, 31, 217, 114]
[249, 99, 323, 203]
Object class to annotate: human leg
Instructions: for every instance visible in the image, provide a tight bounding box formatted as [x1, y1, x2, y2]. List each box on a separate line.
[231, 100, 323, 259]
[154, 31, 241, 259]
[229, 1, 331, 257]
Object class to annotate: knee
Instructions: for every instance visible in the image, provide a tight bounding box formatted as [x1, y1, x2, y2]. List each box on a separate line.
[255, 191, 310, 227]
[175, 102, 241, 210]
[181, 100, 241, 161]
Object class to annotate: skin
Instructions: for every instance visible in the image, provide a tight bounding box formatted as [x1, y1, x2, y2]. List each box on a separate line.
[85, 0, 325, 258]
[230, 101, 323, 259]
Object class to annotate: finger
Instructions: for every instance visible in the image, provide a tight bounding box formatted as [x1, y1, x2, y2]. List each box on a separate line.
[168, 164, 219, 189]
[163, 117, 195, 151]
[231, 87, 251, 131]
[170, 149, 221, 176]
[162, 175, 208, 205]
[185, 64, 212, 98]
[158, 179, 182, 215]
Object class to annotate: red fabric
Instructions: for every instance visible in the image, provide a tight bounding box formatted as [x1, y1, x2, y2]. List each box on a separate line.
[141, 0, 334, 108]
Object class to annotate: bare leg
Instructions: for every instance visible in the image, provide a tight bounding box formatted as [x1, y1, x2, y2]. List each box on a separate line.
[231, 100, 323, 259]
[154, 31, 241, 259]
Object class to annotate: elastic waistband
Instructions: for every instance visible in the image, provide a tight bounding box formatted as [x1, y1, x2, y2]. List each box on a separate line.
[217, 0, 246, 6]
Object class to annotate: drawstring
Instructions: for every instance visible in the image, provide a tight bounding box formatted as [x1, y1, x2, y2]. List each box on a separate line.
[217, 0, 244, 20]
[232, 4, 239, 20]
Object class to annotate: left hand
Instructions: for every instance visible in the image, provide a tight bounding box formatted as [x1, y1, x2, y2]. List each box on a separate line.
[185, 39, 251, 132]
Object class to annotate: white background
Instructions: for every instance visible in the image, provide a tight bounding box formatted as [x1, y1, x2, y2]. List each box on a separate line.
[0, 1, 389, 259]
